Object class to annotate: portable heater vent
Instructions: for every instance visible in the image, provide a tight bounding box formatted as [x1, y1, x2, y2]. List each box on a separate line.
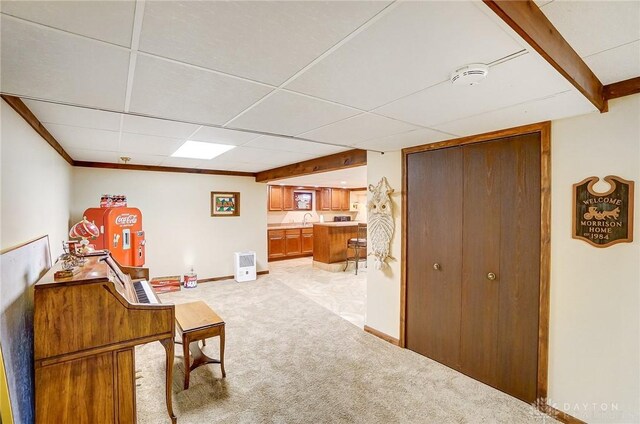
[234, 251, 257, 282]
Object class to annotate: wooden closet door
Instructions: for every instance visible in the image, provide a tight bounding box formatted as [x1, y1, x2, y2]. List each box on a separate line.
[460, 134, 541, 403]
[460, 141, 502, 387]
[496, 133, 540, 403]
[406, 147, 463, 369]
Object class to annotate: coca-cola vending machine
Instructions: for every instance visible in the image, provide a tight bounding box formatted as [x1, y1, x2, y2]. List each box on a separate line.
[84, 202, 145, 267]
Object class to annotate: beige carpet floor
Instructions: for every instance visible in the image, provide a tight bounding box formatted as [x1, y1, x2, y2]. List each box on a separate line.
[136, 274, 555, 424]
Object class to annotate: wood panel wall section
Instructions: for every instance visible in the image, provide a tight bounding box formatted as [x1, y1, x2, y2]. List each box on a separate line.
[482, 1, 606, 112]
[400, 121, 552, 412]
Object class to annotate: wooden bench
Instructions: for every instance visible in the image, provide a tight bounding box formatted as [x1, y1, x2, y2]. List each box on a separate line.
[175, 301, 226, 389]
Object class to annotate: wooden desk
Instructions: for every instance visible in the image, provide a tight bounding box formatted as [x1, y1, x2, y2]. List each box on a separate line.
[175, 301, 226, 389]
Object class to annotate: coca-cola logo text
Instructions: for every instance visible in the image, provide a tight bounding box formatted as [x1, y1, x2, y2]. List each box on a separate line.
[115, 214, 138, 226]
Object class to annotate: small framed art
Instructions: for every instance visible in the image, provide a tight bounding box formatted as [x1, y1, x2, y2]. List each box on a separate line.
[211, 192, 240, 217]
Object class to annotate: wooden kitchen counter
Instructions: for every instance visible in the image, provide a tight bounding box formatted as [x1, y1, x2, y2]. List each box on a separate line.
[312, 222, 361, 264]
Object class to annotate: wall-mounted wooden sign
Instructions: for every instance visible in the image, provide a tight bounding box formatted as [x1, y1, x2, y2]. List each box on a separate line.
[573, 176, 634, 247]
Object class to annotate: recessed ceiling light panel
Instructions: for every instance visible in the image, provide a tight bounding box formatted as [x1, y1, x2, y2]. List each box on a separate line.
[171, 140, 235, 160]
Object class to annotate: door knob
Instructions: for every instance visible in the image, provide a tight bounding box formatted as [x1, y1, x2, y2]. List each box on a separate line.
[487, 272, 496, 281]
[433, 263, 441, 270]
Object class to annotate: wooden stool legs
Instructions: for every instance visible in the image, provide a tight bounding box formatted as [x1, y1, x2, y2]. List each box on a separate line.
[181, 325, 226, 390]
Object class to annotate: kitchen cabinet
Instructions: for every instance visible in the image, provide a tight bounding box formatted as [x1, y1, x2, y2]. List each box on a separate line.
[267, 230, 286, 258]
[285, 229, 301, 255]
[283, 187, 294, 210]
[330, 188, 342, 210]
[270, 186, 350, 212]
[268, 227, 314, 261]
[301, 228, 314, 254]
[318, 188, 331, 211]
[268, 186, 284, 211]
[340, 189, 350, 211]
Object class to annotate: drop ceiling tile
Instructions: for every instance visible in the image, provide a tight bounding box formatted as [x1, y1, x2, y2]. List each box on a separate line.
[190, 126, 259, 146]
[122, 115, 198, 139]
[584, 40, 640, 85]
[353, 128, 454, 152]
[286, 1, 523, 110]
[215, 146, 316, 166]
[139, 1, 390, 86]
[23, 99, 121, 131]
[540, 1, 640, 58]
[119, 132, 183, 156]
[300, 113, 419, 146]
[0, 16, 130, 110]
[375, 53, 572, 128]
[244, 136, 349, 156]
[227, 91, 359, 136]
[128, 54, 273, 126]
[1, 0, 136, 47]
[45, 123, 120, 151]
[67, 148, 119, 163]
[434, 90, 597, 137]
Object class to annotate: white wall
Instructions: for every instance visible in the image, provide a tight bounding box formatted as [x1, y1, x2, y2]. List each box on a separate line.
[548, 94, 639, 423]
[71, 167, 268, 279]
[365, 94, 640, 423]
[365, 151, 402, 338]
[1, 100, 72, 258]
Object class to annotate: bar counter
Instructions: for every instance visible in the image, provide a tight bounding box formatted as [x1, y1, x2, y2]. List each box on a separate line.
[312, 222, 362, 264]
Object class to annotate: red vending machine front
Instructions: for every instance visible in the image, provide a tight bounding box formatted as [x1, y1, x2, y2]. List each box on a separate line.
[84, 206, 145, 266]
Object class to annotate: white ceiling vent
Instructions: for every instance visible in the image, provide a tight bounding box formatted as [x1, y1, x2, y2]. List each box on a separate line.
[450, 64, 489, 86]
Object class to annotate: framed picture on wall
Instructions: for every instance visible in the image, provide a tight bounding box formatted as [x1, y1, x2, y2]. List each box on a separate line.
[211, 192, 240, 217]
[293, 192, 313, 210]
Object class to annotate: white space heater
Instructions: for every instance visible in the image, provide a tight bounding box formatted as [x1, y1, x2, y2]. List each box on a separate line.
[234, 251, 257, 282]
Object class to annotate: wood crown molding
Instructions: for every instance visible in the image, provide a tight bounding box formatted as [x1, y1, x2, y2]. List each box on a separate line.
[2, 95, 75, 165]
[483, 0, 606, 112]
[603, 76, 640, 101]
[74, 161, 256, 177]
[255, 149, 367, 183]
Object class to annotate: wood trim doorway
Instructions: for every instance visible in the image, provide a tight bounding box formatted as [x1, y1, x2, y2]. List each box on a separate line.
[400, 121, 551, 401]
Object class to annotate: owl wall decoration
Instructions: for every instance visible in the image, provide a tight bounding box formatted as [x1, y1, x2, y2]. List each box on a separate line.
[367, 177, 395, 270]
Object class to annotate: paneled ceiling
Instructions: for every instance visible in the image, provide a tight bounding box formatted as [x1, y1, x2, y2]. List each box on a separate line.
[1, 1, 637, 172]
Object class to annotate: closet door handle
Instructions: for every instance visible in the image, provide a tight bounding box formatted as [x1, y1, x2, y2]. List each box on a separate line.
[487, 272, 496, 281]
[433, 263, 441, 271]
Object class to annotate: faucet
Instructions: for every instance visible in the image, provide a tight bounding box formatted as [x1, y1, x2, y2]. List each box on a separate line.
[302, 213, 313, 226]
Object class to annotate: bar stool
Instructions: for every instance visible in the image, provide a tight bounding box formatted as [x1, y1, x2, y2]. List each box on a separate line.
[344, 223, 367, 275]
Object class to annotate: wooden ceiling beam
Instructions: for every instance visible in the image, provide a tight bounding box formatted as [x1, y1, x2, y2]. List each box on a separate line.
[483, 0, 607, 112]
[1, 94, 75, 165]
[255, 149, 367, 183]
[603, 76, 640, 101]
